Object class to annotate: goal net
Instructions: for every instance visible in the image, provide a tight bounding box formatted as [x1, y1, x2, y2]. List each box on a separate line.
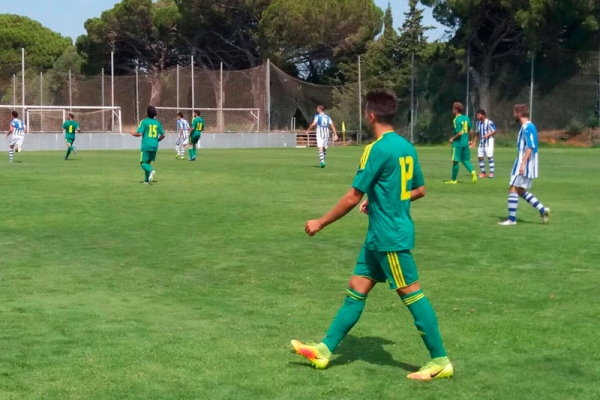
[155, 107, 260, 133]
[0, 106, 122, 133]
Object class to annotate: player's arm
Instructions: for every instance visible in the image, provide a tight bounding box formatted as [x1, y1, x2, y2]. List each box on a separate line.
[7, 121, 14, 137]
[305, 188, 364, 236]
[76, 122, 81, 133]
[306, 117, 318, 134]
[329, 121, 338, 140]
[518, 128, 535, 174]
[449, 122, 463, 143]
[484, 122, 497, 139]
[158, 124, 165, 142]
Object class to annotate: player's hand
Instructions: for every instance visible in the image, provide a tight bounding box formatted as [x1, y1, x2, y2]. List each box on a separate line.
[334, 135, 339, 142]
[359, 200, 369, 215]
[519, 165, 525, 175]
[449, 137, 454, 144]
[305, 219, 324, 236]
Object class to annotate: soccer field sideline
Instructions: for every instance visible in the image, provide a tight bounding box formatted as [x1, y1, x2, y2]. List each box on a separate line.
[0, 147, 599, 399]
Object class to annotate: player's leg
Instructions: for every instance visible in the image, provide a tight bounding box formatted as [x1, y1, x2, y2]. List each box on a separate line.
[322, 136, 329, 164]
[291, 246, 382, 368]
[8, 143, 14, 162]
[478, 146, 486, 177]
[445, 148, 459, 183]
[65, 139, 73, 160]
[499, 182, 520, 225]
[460, 147, 477, 183]
[487, 144, 495, 178]
[520, 187, 550, 223]
[317, 134, 326, 167]
[382, 251, 451, 380]
[140, 151, 153, 183]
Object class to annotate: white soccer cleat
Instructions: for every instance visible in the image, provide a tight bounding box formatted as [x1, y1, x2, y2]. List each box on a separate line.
[149, 170, 156, 183]
[541, 208, 551, 224]
[498, 219, 517, 226]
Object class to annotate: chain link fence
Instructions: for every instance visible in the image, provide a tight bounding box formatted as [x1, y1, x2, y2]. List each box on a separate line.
[1, 49, 599, 145]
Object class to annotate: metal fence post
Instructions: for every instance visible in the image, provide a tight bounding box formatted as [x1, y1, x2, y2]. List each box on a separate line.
[530, 54, 535, 120]
[69, 69, 72, 111]
[266, 59, 271, 131]
[101, 67, 106, 131]
[21, 48, 25, 116]
[176, 64, 180, 110]
[191, 55, 195, 111]
[135, 65, 140, 123]
[466, 44, 471, 117]
[13, 74, 16, 105]
[111, 51, 115, 131]
[358, 55, 362, 144]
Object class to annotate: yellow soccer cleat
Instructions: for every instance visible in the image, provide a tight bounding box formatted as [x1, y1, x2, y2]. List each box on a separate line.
[291, 340, 330, 369]
[407, 359, 454, 380]
[444, 180, 458, 184]
[471, 171, 478, 184]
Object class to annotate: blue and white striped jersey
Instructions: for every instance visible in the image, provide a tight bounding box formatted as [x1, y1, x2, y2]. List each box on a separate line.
[314, 113, 332, 138]
[511, 121, 539, 179]
[10, 118, 25, 137]
[177, 118, 190, 139]
[476, 118, 496, 147]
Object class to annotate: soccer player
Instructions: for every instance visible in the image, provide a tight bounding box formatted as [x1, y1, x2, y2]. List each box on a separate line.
[306, 105, 338, 168]
[131, 106, 165, 184]
[6, 110, 26, 162]
[188, 110, 205, 161]
[175, 112, 190, 160]
[473, 109, 497, 178]
[292, 89, 453, 380]
[499, 104, 550, 225]
[62, 113, 80, 160]
[446, 102, 477, 184]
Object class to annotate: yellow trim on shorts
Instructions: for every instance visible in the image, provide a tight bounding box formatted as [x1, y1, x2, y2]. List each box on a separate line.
[452, 148, 456, 161]
[387, 253, 406, 288]
[140, 151, 143, 162]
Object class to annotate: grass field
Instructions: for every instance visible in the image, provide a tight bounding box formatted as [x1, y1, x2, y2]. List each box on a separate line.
[1, 146, 599, 399]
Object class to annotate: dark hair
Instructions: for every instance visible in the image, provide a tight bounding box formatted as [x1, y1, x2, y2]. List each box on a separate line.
[365, 89, 398, 124]
[194, 110, 200, 116]
[69, 113, 75, 119]
[11, 111, 18, 118]
[147, 105, 157, 119]
[476, 109, 486, 116]
[317, 105, 325, 112]
[177, 112, 184, 118]
[514, 104, 529, 118]
[453, 102, 465, 114]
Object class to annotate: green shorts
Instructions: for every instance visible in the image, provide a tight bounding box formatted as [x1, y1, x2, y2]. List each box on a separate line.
[140, 150, 157, 163]
[353, 245, 419, 290]
[66, 137, 75, 145]
[190, 134, 201, 145]
[452, 146, 470, 163]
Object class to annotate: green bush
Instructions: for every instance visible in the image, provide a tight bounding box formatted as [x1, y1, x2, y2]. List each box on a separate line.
[566, 118, 585, 136]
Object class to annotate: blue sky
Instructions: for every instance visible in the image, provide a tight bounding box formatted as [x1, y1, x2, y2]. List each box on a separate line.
[0, 0, 445, 42]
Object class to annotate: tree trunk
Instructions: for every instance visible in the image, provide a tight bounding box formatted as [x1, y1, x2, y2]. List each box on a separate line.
[477, 55, 492, 115]
[149, 74, 163, 106]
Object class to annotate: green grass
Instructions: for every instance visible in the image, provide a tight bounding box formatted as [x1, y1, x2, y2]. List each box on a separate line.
[1, 146, 599, 399]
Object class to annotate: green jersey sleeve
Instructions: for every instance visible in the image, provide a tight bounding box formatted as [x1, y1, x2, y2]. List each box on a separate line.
[62, 122, 67, 131]
[157, 121, 165, 136]
[412, 153, 425, 189]
[74, 122, 79, 131]
[136, 120, 146, 134]
[352, 144, 385, 193]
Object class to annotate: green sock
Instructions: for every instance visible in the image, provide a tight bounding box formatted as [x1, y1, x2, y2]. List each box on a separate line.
[463, 161, 474, 174]
[189, 148, 194, 159]
[452, 163, 459, 180]
[66, 148, 71, 159]
[141, 163, 153, 182]
[193, 147, 197, 158]
[401, 289, 447, 358]
[322, 288, 367, 353]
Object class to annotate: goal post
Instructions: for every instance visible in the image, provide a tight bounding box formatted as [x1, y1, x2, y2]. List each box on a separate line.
[155, 107, 260, 133]
[0, 105, 122, 133]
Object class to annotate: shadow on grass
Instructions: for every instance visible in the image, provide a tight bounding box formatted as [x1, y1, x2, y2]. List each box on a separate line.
[333, 336, 418, 371]
[289, 336, 418, 372]
[491, 215, 536, 224]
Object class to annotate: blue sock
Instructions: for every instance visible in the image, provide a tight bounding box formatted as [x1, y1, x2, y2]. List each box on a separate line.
[508, 193, 519, 222]
[521, 192, 545, 214]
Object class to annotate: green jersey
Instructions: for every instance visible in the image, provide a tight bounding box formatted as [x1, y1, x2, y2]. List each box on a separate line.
[352, 131, 425, 252]
[452, 114, 471, 147]
[63, 120, 79, 139]
[191, 116, 205, 136]
[136, 117, 165, 151]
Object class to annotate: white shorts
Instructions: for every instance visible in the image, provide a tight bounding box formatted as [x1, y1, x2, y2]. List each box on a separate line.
[10, 136, 24, 148]
[478, 141, 494, 158]
[510, 175, 533, 189]
[317, 135, 329, 149]
[176, 137, 189, 146]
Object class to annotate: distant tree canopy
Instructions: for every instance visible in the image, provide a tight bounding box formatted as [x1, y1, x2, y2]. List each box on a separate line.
[0, 14, 71, 75]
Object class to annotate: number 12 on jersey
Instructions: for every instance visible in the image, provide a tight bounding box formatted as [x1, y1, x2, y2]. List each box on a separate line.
[399, 156, 414, 201]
